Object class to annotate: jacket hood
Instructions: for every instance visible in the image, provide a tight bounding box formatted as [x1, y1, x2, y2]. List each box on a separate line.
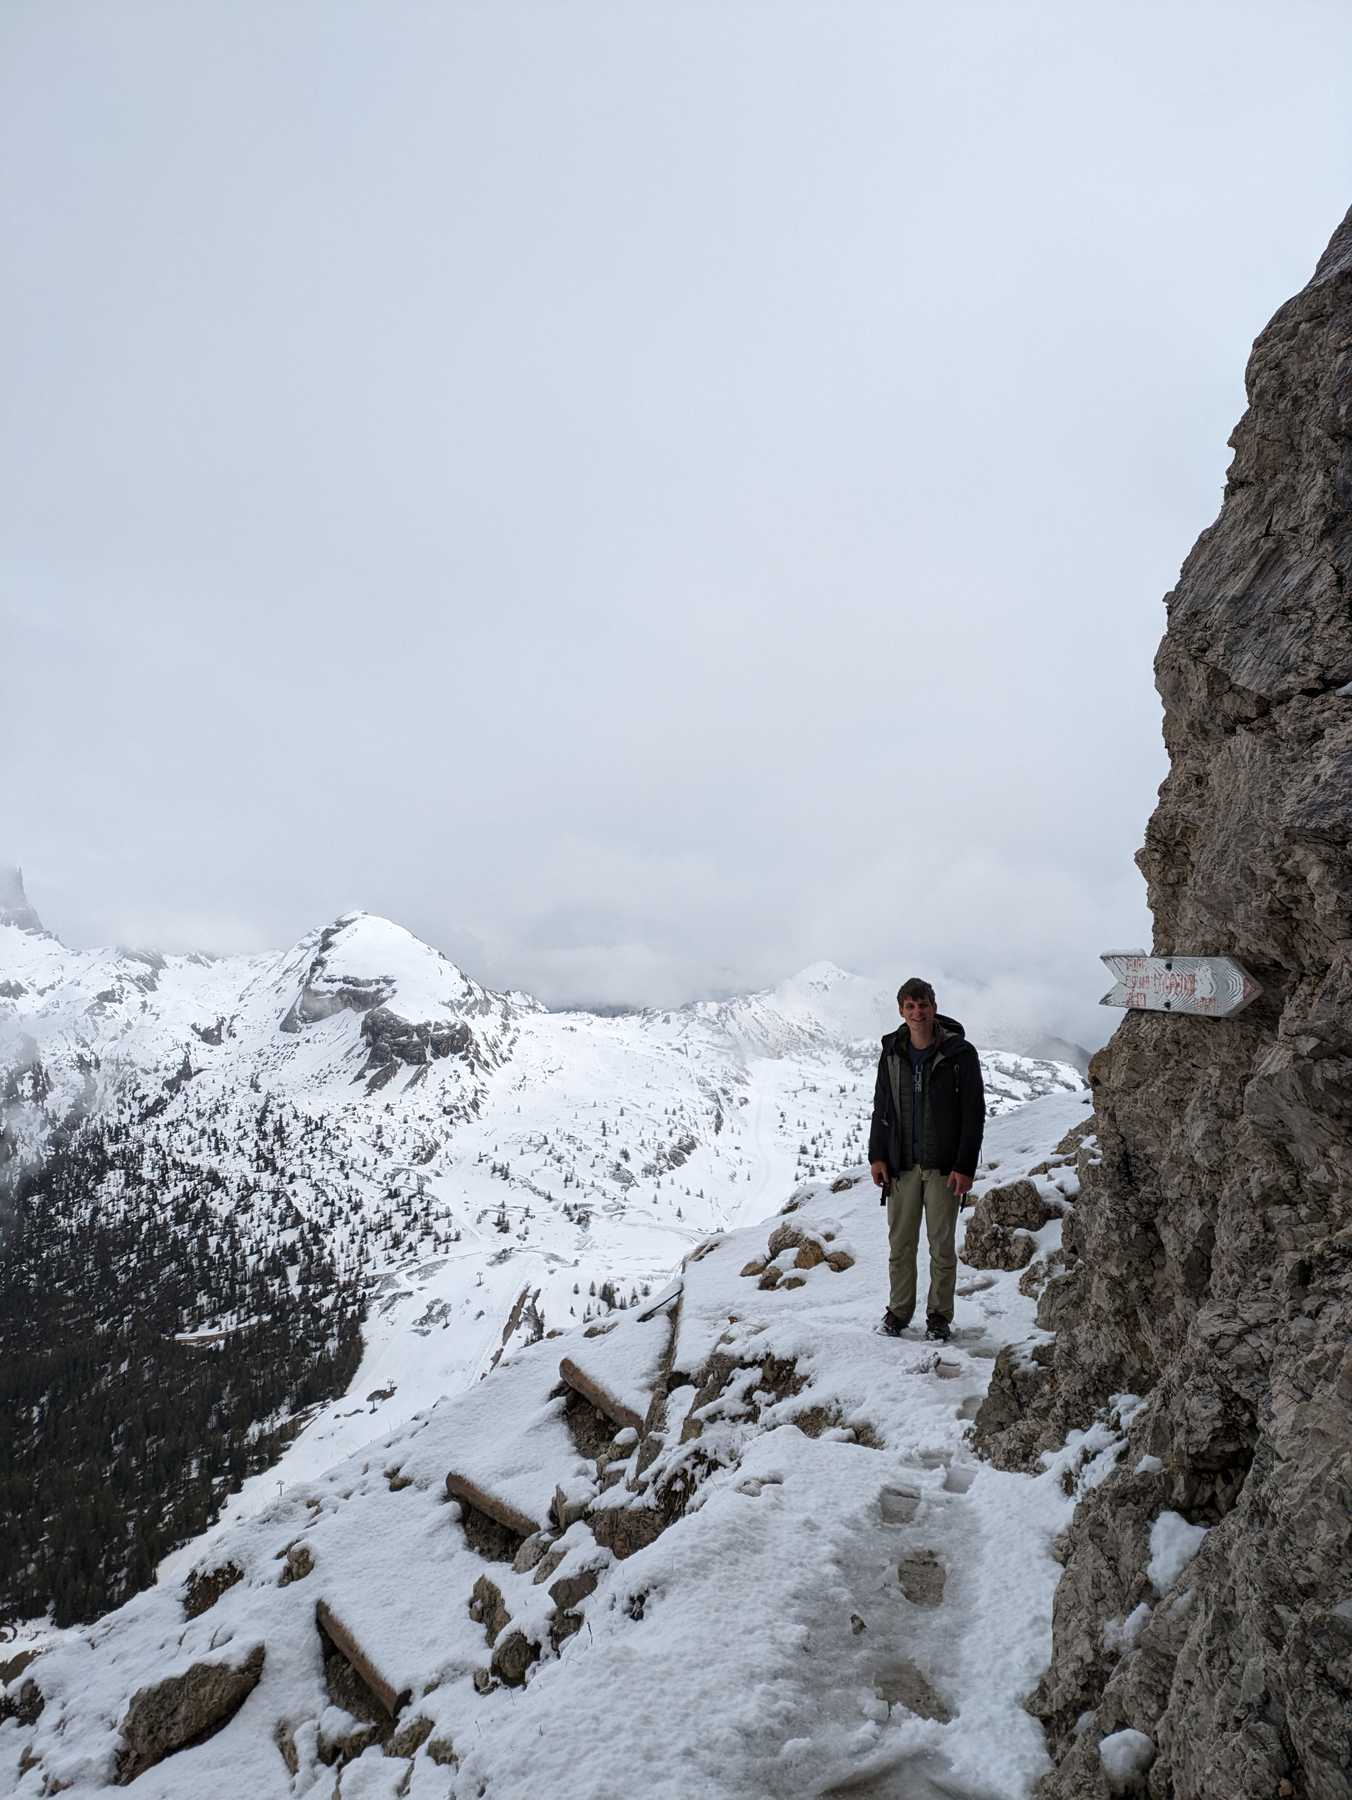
[881, 1013, 968, 1057]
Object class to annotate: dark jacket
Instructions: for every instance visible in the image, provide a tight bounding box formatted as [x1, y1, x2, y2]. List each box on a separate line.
[868, 1013, 985, 1189]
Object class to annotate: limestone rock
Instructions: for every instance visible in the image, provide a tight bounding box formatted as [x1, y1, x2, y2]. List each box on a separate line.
[277, 1542, 314, 1585]
[977, 206, 1352, 1800]
[960, 1178, 1056, 1271]
[0, 1677, 43, 1728]
[360, 1004, 474, 1077]
[511, 1530, 555, 1575]
[0, 1650, 41, 1691]
[388, 1714, 435, 1758]
[587, 1502, 666, 1561]
[468, 1574, 510, 1645]
[531, 1545, 569, 1587]
[182, 1561, 242, 1619]
[489, 1627, 540, 1687]
[969, 1340, 1059, 1471]
[548, 1567, 600, 1612]
[114, 1645, 265, 1785]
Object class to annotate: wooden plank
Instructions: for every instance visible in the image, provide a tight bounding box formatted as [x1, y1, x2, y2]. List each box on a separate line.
[557, 1355, 646, 1435]
[443, 1471, 540, 1541]
[1100, 952, 1261, 1018]
[315, 1599, 409, 1718]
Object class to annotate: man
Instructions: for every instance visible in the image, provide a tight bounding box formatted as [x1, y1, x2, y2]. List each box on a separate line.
[868, 977, 985, 1342]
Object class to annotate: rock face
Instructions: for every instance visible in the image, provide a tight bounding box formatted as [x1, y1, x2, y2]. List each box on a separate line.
[977, 210, 1352, 1798]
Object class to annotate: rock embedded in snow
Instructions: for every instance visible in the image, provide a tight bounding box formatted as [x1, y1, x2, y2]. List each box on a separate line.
[467, 1575, 510, 1645]
[114, 1645, 266, 1785]
[960, 1177, 1058, 1271]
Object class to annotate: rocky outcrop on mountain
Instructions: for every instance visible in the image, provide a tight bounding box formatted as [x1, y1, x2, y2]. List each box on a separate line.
[278, 917, 416, 1029]
[975, 209, 1352, 1798]
[0, 867, 44, 935]
[359, 1006, 476, 1081]
[277, 912, 524, 1092]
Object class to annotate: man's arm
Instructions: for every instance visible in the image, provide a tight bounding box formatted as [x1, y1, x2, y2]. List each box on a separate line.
[953, 1047, 985, 1181]
[868, 1052, 891, 1191]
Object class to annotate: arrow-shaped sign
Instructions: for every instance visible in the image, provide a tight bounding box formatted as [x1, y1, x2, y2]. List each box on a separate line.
[1100, 951, 1261, 1018]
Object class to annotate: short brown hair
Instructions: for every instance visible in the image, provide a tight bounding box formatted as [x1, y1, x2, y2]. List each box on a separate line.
[897, 977, 936, 1006]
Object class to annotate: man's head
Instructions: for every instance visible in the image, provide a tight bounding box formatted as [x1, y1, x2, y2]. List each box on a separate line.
[897, 976, 936, 1033]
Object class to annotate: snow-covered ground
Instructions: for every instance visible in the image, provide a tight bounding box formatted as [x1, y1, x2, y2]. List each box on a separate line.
[1, 1089, 1119, 1800]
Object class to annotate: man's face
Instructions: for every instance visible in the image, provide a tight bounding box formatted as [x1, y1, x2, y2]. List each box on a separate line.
[900, 993, 935, 1030]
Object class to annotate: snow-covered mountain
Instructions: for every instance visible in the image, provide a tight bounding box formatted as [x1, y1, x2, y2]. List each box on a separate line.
[0, 869, 1085, 1632]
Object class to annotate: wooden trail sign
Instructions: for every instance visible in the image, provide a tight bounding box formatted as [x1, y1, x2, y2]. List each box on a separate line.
[1100, 951, 1262, 1018]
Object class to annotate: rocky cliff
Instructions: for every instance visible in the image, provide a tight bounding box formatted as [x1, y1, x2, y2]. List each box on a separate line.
[975, 210, 1352, 1797]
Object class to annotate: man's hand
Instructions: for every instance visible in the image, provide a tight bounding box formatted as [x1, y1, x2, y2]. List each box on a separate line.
[870, 1161, 890, 1189]
[947, 1170, 973, 1204]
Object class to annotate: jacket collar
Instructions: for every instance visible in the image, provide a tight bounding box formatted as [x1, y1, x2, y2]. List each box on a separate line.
[882, 1013, 967, 1059]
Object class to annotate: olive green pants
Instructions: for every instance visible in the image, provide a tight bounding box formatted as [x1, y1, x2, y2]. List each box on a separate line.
[887, 1167, 959, 1322]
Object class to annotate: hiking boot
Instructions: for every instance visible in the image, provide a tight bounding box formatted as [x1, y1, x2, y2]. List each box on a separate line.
[879, 1308, 912, 1337]
[925, 1314, 951, 1342]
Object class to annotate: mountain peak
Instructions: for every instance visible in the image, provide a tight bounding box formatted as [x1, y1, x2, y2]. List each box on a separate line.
[0, 865, 45, 934]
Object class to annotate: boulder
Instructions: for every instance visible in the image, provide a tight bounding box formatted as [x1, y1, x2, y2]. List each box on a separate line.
[114, 1645, 265, 1785]
[182, 1561, 242, 1619]
[467, 1575, 510, 1645]
[960, 1178, 1058, 1271]
[548, 1567, 600, 1611]
[489, 1628, 540, 1687]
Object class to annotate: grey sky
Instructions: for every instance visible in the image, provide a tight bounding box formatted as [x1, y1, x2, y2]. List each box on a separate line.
[4, 2, 1350, 1048]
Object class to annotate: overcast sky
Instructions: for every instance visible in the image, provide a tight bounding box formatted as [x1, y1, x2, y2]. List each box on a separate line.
[3, 2, 1350, 1048]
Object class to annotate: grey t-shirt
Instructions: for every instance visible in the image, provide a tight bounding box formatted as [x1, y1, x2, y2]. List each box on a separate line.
[907, 1042, 933, 1162]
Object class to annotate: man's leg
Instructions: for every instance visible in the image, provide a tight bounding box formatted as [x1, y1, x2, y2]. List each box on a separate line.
[886, 1168, 924, 1321]
[922, 1169, 960, 1321]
